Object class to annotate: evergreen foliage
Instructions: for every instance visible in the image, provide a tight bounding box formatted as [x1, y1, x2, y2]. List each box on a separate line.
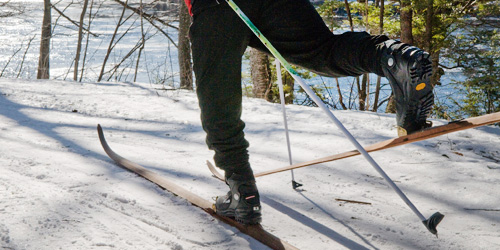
[446, 25, 500, 119]
[315, 0, 500, 121]
[434, 1, 500, 119]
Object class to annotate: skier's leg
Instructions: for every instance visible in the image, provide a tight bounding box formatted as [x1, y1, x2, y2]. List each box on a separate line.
[248, 0, 388, 77]
[190, 1, 262, 224]
[248, 0, 433, 134]
[190, 2, 252, 178]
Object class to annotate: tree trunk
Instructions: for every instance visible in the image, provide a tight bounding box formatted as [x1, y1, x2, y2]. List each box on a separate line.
[344, 0, 354, 32]
[387, 0, 412, 113]
[359, 73, 367, 111]
[345, 0, 363, 110]
[385, 94, 396, 113]
[372, 76, 382, 111]
[400, 0, 413, 44]
[178, 1, 193, 90]
[424, 0, 433, 52]
[372, 0, 384, 112]
[361, 0, 369, 111]
[74, 0, 89, 81]
[379, 0, 384, 34]
[250, 48, 271, 99]
[37, 0, 51, 79]
[335, 78, 348, 110]
[279, 69, 294, 104]
[425, 0, 441, 87]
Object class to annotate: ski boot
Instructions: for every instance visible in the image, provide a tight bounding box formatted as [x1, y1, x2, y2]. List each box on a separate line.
[214, 173, 262, 225]
[380, 40, 434, 136]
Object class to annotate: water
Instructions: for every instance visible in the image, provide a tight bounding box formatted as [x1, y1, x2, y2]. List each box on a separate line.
[0, 0, 466, 117]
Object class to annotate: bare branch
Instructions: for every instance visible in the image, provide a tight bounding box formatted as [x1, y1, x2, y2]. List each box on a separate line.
[17, 35, 36, 78]
[0, 1, 25, 18]
[134, 0, 146, 82]
[106, 31, 156, 81]
[80, 0, 99, 81]
[1, 46, 22, 77]
[75, 0, 89, 81]
[112, 0, 178, 30]
[112, 0, 178, 47]
[438, 63, 464, 70]
[0, 0, 11, 7]
[51, 4, 99, 37]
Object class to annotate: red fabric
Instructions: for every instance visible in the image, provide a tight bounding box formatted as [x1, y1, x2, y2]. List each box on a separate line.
[184, 0, 193, 16]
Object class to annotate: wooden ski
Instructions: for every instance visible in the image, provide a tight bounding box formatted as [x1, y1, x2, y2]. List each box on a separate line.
[97, 125, 298, 250]
[255, 112, 500, 177]
[208, 112, 500, 179]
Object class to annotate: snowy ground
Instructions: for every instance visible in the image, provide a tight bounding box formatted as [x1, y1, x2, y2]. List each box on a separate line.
[1, 78, 499, 250]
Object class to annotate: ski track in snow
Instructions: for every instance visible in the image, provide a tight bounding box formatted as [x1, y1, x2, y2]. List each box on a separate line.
[1, 78, 499, 250]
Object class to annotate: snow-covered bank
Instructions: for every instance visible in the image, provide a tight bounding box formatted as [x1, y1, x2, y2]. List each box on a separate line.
[1, 78, 499, 249]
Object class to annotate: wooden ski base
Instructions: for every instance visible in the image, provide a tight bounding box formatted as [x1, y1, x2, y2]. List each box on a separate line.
[97, 125, 298, 250]
[253, 112, 500, 178]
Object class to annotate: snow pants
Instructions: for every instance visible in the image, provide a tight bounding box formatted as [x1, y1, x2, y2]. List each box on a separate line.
[189, 0, 389, 179]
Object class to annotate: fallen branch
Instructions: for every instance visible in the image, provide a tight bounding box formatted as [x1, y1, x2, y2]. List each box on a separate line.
[335, 199, 372, 205]
[464, 208, 500, 212]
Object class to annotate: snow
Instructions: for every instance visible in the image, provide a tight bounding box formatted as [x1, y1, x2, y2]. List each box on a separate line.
[1, 78, 499, 249]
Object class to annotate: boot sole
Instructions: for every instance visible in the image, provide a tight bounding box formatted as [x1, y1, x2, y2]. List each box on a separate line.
[214, 204, 262, 225]
[398, 52, 434, 135]
[235, 212, 262, 225]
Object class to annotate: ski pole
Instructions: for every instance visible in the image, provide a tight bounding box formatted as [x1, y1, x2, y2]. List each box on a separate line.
[275, 59, 302, 190]
[225, 0, 444, 235]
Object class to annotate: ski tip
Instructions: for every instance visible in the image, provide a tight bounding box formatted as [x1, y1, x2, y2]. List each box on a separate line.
[423, 212, 445, 236]
[97, 124, 104, 137]
[206, 161, 225, 181]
